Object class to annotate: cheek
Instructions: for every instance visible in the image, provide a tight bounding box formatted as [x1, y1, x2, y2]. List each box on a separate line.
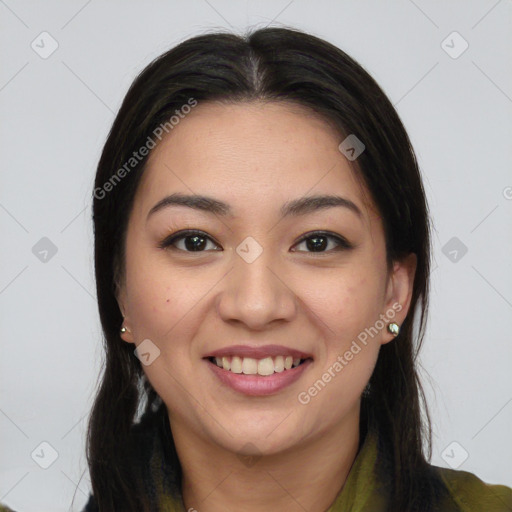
[315, 271, 382, 337]
[128, 283, 201, 342]
[124, 250, 197, 340]
[305, 269, 384, 385]
[124, 262, 205, 391]
[295, 272, 382, 426]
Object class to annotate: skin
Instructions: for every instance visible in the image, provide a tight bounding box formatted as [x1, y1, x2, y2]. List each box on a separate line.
[117, 101, 416, 512]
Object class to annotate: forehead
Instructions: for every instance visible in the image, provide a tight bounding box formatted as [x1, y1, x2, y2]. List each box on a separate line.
[135, 100, 377, 222]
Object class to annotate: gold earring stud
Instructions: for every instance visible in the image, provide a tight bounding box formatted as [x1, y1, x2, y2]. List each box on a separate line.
[387, 322, 400, 336]
[120, 326, 127, 334]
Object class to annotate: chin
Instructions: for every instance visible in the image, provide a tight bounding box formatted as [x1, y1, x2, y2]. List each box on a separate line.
[213, 423, 299, 457]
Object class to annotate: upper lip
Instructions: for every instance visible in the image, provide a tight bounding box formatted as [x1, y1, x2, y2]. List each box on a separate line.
[203, 344, 313, 360]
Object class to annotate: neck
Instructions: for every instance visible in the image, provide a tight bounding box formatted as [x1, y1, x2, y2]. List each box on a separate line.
[169, 407, 361, 512]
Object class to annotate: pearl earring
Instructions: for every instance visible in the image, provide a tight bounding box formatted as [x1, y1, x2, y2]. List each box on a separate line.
[120, 326, 127, 334]
[387, 322, 400, 336]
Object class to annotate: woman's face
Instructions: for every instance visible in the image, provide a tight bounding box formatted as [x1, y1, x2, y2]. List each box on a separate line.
[118, 101, 415, 455]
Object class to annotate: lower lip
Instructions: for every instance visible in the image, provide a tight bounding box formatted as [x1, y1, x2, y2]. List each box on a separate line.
[205, 358, 313, 396]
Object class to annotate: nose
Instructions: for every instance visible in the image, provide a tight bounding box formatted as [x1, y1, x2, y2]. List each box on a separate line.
[216, 249, 298, 330]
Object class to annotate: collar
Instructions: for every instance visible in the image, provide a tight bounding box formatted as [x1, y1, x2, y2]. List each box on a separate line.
[325, 428, 389, 511]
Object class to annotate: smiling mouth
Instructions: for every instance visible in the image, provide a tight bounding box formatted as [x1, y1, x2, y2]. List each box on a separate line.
[206, 355, 312, 376]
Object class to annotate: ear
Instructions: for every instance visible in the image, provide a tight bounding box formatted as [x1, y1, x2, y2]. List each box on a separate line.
[381, 253, 417, 344]
[116, 283, 135, 344]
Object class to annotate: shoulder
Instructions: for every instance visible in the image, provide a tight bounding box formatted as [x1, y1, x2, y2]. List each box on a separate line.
[433, 464, 512, 511]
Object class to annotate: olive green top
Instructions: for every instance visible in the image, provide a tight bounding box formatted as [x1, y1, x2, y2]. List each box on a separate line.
[152, 429, 512, 511]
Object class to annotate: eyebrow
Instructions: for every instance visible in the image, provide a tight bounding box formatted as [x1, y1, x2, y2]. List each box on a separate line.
[146, 192, 362, 220]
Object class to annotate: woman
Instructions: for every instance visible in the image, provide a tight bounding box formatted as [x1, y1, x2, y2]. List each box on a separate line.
[82, 27, 512, 511]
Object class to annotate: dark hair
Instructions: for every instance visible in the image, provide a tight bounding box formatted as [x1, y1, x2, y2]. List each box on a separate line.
[87, 26, 446, 511]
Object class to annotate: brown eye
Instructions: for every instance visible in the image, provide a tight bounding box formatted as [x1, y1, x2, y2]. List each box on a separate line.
[159, 230, 221, 252]
[292, 231, 353, 253]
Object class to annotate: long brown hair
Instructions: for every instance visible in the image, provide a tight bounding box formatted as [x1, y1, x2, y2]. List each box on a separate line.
[87, 26, 447, 511]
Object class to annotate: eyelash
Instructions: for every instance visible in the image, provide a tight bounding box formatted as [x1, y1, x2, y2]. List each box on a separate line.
[158, 229, 353, 254]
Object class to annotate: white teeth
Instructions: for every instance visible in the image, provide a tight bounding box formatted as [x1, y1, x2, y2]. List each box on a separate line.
[242, 357, 258, 374]
[258, 357, 275, 376]
[231, 356, 243, 374]
[274, 355, 285, 372]
[211, 355, 307, 375]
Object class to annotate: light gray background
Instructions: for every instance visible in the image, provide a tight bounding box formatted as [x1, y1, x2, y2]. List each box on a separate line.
[1, 1, 511, 511]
